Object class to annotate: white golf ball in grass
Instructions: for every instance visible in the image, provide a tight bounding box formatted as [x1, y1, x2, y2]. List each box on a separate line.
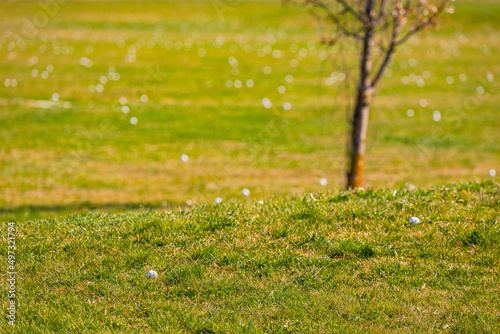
[214, 197, 222, 204]
[181, 154, 189, 162]
[262, 98, 272, 109]
[319, 178, 328, 186]
[489, 169, 496, 177]
[409, 217, 420, 224]
[242, 188, 250, 196]
[146, 270, 158, 278]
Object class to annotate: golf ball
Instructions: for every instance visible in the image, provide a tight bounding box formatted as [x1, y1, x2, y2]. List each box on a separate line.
[242, 188, 250, 196]
[409, 217, 420, 224]
[146, 270, 158, 278]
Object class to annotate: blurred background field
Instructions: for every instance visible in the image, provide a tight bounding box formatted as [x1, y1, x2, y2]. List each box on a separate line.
[1, 0, 499, 221]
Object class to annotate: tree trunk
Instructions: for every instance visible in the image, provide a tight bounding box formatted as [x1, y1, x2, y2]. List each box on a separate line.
[347, 83, 373, 189]
[347, 4, 374, 189]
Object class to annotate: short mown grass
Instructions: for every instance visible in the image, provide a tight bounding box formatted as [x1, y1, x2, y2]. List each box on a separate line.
[1, 0, 499, 221]
[2, 181, 499, 332]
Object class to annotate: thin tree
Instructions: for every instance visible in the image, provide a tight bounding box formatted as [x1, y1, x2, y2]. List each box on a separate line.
[289, 0, 453, 188]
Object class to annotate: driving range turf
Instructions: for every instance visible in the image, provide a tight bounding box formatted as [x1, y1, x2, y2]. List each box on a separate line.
[0, 0, 499, 221]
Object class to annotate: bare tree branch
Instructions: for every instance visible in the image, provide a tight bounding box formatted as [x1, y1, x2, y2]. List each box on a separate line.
[374, 0, 388, 25]
[396, 0, 448, 45]
[371, 1, 402, 87]
[370, 39, 395, 88]
[333, 0, 362, 21]
[306, 0, 363, 40]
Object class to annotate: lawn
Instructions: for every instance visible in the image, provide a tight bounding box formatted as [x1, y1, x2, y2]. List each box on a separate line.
[2, 181, 500, 332]
[0, 0, 499, 221]
[1, 0, 500, 332]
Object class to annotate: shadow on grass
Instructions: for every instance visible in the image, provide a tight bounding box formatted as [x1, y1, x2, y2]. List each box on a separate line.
[1, 201, 184, 222]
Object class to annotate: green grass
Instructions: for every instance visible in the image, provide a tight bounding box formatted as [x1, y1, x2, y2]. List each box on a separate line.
[1, 2, 499, 330]
[1, 181, 499, 332]
[0, 0, 499, 221]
